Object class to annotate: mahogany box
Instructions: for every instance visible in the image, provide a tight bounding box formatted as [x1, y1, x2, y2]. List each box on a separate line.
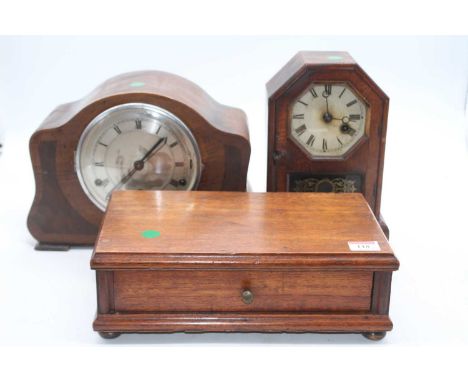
[91, 191, 399, 340]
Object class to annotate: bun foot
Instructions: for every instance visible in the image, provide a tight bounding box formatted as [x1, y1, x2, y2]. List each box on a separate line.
[99, 332, 121, 339]
[362, 331, 386, 341]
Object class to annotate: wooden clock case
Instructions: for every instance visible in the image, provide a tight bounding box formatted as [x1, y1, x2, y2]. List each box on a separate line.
[266, 52, 389, 236]
[27, 71, 250, 249]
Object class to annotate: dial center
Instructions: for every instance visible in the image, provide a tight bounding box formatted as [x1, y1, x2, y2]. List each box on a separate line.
[322, 112, 333, 123]
[133, 160, 145, 171]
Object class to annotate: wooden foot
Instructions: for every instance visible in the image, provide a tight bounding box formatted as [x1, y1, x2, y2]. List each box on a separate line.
[362, 331, 386, 341]
[99, 332, 121, 339]
[35, 242, 70, 251]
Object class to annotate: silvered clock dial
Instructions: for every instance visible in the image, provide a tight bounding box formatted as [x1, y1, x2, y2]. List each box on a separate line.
[76, 103, 201, 210]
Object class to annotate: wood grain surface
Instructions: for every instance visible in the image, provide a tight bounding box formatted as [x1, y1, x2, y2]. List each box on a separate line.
[93, 312, 393, 333]
[91, 191, 398, 270]
[113, 270, 373, 312]
[266, 51, 356, 98]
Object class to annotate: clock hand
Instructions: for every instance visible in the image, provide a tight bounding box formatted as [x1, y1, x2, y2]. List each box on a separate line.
[107, 167, 138, 198]
[332, 116, 350, 123]
[139, 136, 167, 163]
[322, 90, 333, 123]
[107, 137, 167, 197]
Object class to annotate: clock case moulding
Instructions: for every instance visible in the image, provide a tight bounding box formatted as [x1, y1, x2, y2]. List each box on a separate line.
[27, 71, 251, 250]
[266, 51, 390, 237]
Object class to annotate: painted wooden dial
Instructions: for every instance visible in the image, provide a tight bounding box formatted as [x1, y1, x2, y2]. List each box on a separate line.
[290, 83, 367, 157]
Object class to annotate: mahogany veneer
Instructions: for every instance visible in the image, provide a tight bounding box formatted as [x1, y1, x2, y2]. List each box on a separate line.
[27, 71, 250, 248]
[91, 191, 399, 340]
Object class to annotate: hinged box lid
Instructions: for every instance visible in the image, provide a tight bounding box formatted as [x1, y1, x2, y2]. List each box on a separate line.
[91, 191, 399, 271]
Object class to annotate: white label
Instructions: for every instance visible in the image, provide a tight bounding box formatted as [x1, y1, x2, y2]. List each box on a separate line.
[348, 241, 381, 251]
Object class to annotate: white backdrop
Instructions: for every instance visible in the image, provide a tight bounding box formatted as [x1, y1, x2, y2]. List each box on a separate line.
[1, 35, 467, 368]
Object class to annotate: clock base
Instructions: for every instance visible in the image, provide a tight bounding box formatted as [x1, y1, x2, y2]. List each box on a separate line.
[34, 242, 71, 251]
[94, 313, 392, 338]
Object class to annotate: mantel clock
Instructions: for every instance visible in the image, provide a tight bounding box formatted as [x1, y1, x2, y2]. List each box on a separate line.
[267, 51, 389, 236]
[27, 71, 250, 249]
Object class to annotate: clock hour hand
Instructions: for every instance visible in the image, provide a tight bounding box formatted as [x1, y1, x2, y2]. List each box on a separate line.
[139, 136, 167, 163]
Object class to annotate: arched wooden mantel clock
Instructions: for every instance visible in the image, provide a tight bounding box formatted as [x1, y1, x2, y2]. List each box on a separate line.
[28, 71, 250, 250]
[267, 51, 389, 237]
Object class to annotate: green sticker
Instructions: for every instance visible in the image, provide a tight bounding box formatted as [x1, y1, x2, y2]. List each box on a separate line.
[141, 230, 160, 239]
[129, 81, 145, 88]
[327, 55, 343, 61]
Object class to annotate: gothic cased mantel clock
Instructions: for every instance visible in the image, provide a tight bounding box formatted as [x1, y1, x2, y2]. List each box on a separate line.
[27, 71, 250, 250]
[267, 51, 389, 236]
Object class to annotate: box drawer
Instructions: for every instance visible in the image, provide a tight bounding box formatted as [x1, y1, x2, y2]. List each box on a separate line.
[113, 270, 373, 313]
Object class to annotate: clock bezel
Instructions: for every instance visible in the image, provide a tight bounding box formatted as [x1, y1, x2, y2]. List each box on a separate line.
[288, 81, 371, 161]
[75, 102, 202, 211]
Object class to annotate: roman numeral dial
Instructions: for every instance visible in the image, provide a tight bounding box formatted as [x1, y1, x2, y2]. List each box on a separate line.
[76, 103, 202, 211]
[290, 83, 367, 157]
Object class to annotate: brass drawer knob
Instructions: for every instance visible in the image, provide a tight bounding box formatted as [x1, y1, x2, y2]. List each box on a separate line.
[241, 289, 254, 304]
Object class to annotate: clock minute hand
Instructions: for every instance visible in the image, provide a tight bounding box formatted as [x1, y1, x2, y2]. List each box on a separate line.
[139, 136, 167, 163]
[322, 89, 333, 122]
